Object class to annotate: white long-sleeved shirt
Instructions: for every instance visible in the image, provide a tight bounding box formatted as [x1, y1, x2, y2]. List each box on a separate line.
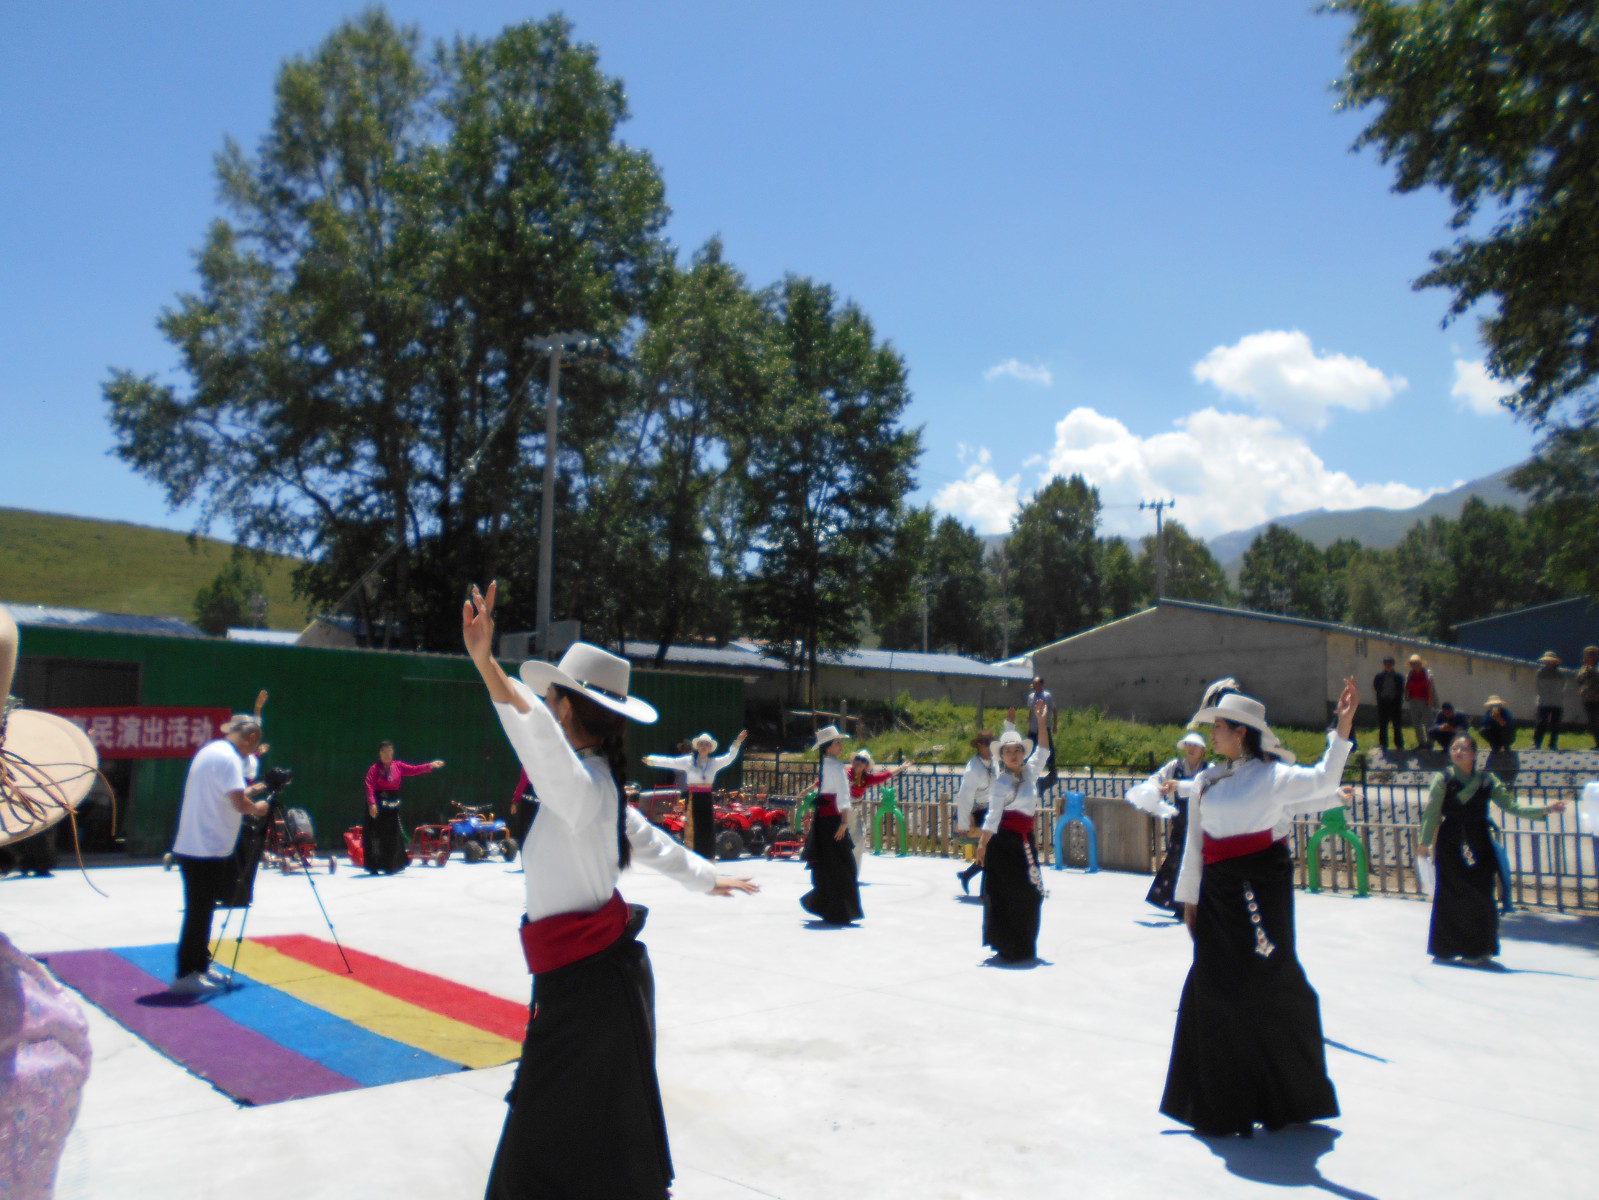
[1173, 733, 1352, 905]
[494, 679, 716, 921]
[953, 754, 996, 832]
[982, 744, 1050, 834]
[1124, 756, 1203, 816]
[642, 746, 740, 789]
[817, 757, 852, 813]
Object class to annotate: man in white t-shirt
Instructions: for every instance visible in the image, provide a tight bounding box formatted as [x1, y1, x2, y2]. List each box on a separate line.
[170, 715, 270, 995]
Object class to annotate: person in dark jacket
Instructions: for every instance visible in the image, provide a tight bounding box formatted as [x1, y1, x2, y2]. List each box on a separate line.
[1478, 697, 1516, 753]
[1372, 657, 1405, 750]
[1427, 703, 1464, 750]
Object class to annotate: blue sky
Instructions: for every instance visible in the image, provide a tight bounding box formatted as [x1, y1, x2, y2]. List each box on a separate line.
[0, 1, 1536, 546]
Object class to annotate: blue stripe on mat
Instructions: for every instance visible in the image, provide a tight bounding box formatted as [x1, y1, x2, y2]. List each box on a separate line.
[113, 943, 462, 1088]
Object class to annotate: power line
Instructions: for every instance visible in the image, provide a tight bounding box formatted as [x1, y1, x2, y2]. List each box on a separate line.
[1140, 498, 1176, 598]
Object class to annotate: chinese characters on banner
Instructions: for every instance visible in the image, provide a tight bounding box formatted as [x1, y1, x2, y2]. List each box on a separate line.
[47, 707, 234, 759]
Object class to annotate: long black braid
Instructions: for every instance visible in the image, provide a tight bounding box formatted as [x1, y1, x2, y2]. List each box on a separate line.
[556, 686, 631, 870]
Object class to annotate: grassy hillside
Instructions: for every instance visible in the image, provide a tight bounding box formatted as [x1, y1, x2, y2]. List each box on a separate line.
[0, 508, 308, 630]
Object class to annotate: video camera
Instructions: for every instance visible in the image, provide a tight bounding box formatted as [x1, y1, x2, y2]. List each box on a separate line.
[262, 765, 294, 794]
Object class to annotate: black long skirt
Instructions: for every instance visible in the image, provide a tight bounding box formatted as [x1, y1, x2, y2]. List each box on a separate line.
[370, 803, 407, 873]
[1145, 808, 1187, 913]
[800, 812, 863, 924]
[485, 906, 671, 1200]
[1160, 842, 1338, 1136]
[689, 792, 716, 860]
[1428, 812, 1499, 960]
[983, 828, 1043, 961]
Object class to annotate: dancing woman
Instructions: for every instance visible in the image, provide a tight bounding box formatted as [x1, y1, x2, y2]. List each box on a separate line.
[462, 583, 756, 1199]
[643, 730, 746, 859]
[362, 742, 443, 874]
[1125, 732, 1210, 916]
[975, 708, 1052, 962]
[1160, 679, 1358, 1137]
[1420, 733, 1564, 965]
[801, 725, 864, 925]
[954, 731, 996, 895]
[845, 749, 908, 867]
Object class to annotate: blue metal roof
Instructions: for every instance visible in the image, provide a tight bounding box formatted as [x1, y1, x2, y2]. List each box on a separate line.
[1, 601, 208, 639]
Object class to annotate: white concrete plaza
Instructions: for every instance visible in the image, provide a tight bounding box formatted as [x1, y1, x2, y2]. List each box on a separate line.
[5, 849, 1596, 1200]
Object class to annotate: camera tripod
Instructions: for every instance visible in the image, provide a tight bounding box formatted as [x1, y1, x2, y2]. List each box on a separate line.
[211, 780, 353, 986]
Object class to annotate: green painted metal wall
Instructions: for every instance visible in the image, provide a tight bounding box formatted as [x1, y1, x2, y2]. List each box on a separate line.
[17, 627, 744, 856]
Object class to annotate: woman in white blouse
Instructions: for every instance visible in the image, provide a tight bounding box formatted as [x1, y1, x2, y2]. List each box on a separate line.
[1159, 680, 1358, 1138]
[953, 731, 996, 895]
[975, 704, 1052, 962]
[462, 582, 756, 1199]
[801, 725, 864, 925]
[644, 730, 746, 858]
[1124, 732, 1210, 917]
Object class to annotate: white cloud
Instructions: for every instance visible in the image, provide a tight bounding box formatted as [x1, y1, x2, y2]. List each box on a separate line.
[932, 446, 1021, 535]
[1451, 358, 1515, 417]
[983, 358, 1054, 386]
[1193, 330, 1406, 430]
[937, 408, 1438, 540]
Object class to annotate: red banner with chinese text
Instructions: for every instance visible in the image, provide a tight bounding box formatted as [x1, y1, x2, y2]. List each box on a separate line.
[47, 707, 234, 759]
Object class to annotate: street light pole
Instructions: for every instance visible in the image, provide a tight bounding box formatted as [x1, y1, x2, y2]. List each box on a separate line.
[532, 332, 594, 659]
[1140, 497, 1176, 600]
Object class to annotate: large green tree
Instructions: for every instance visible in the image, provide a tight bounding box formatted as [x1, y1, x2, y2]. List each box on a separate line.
[870, 512, 994, 656]
[1330, 0, 1599, 426]
[1137, 519, 1232, 606]
[742, 278, 921, 702]
[1513, 428, 1599, 597]
[103, 11, 669, 649]
[1007, 475, 1103, 649]
[1239, 525, 1329, 618]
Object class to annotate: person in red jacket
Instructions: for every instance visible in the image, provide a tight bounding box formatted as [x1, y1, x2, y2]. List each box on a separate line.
[1404, 654, 1437, 751]
[363, 741, 444, 874]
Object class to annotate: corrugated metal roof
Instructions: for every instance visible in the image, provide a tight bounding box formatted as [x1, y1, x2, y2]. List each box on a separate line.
[225, 628, 300, 645]
[1, 601, 208, 639]
[620, 638, 1029, 680]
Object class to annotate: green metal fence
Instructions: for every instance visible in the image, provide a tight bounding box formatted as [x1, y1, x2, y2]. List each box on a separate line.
[15, 626, 743, 856]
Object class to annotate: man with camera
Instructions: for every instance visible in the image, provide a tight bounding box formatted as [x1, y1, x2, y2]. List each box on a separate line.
[169, 714, 271, 996]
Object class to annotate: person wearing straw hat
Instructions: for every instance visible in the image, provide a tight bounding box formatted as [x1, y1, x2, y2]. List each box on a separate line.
[1579, 644, 1599, 749]
[461, 583, 756, 1200]
[1124, 732, 1210, 917]
[1403, 654, 1437, 750]
[953, 731, 996, 895]
[0, 609, 97, 1196]
[643, 729, 747, 860]
[801, 725, 865, 925]
[846, 748, 908, 869]
[1478, 695, 1517, 753]
[1419, 732, 1565, 965]
[1159, 678, 1359, 1138]
[975, 699, 1053, 963]
[1532, 650, 1567, 749]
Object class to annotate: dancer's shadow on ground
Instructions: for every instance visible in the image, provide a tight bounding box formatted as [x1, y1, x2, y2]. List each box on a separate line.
[1432, 957, 1594, 981]
[980, 954, 1052, 970]
[801, 919, 862, 931]
[1135, 918, 1182, 929]
[1179, 1125, 1380, 1200]
[955, 895, 983, 906]
[1500, 911, 1599, 955]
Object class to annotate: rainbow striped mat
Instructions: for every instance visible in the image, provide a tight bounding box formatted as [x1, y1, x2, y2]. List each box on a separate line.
[42, 936, 527, 1106]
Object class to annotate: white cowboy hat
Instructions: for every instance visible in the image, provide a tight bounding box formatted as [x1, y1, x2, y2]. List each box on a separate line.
[812, 724, 846, 749]
[1187, 677, 1241, 729]
[519, 642, 658, 724]
[691, 732, 719, 753]
[1, 610, 101, 848]
[1188, 692, 1296, 764]
[993, 729, 1034, 756]
[1176, 731, 1208, 752]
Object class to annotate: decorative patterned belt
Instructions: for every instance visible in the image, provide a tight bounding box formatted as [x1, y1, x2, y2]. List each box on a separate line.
[1202, 829, 1278, 865]
[519, 890, 626, 975]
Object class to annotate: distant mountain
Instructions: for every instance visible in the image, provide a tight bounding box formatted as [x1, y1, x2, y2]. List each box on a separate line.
[1205, 465, 1527, 570]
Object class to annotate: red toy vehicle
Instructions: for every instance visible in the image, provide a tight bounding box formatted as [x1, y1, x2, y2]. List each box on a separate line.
[630, 788, 686, 841]
[711, 791, 800, 859]
[343, 822, 452, 869]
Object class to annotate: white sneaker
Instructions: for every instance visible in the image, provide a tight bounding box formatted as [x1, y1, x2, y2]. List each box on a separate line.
[169, 971, 223, 996]
[203, 966, 233, 987]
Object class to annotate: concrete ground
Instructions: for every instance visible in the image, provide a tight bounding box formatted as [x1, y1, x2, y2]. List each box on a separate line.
[5, 850, 1596, 1200]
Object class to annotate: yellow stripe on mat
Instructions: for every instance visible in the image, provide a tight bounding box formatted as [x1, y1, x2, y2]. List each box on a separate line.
[225, 940, 521, 1069]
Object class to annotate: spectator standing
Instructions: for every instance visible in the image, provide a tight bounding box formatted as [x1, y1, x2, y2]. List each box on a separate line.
[1578, 645, 1599, 750]
[1026, 677, 1058, 789]
[1427, 703, 1464, 751]
[170, 715, 270, 993]
[1371, 657, 1405, 751]
[1478, 696, 1517, 753]
[1532, 651, 1566, 749]
[1404, 655, 1437, 750]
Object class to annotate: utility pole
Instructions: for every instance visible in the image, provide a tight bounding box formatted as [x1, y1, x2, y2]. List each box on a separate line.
[1140, 498, 1176, 600]
[919, 576, 930, 654]
[532, 332, 596, 659]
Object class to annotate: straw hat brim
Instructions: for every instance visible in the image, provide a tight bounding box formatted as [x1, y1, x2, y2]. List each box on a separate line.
[518, 660, 658, 724]
[1, 710, 99, 848]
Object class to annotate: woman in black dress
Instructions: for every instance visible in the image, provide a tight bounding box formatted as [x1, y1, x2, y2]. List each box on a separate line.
[1125, 731, 1209, 917]
[800, 725, 864, 925]
[1420, 733, 1564, 965]
[975, 708, 1052, 962]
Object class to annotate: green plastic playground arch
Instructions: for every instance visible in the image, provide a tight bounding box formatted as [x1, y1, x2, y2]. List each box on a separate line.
[1304, 805, 1369, 896]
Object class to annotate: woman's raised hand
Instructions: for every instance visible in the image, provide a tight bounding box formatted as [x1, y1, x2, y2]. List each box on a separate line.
[1335, 676, 1359, 739]
[462, 581, 498, 661]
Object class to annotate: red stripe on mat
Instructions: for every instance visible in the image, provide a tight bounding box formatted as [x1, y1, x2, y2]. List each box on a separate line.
[253, 935, 528, 1043]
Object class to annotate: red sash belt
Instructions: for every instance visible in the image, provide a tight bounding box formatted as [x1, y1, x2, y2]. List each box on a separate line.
[1202, 830, 1278, 865]
[999, 811, 1034, 834]
[815, 795, 841, 818]
[519, 890, 626, 975]
[687, 786, 713, 795]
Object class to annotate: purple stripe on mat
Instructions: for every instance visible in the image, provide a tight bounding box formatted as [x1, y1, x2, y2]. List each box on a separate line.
[43, 948, 360, 1106]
